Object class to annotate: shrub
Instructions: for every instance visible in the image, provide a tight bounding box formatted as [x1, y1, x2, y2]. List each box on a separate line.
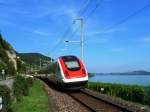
[144, 87, 150, 106]
[26, 77, 33, 86]
[0, 85, 12, 112]
[13, 75, 33, 102]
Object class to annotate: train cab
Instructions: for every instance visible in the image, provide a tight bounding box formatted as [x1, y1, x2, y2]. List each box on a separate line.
[50, 55, 88, 89]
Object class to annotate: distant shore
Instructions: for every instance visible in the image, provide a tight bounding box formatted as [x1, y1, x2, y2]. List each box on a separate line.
[92, 70, 150, 76]
[95, 73, 150, 75]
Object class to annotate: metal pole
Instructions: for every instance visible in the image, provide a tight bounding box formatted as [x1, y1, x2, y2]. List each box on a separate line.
[80, 18, 84, 61]
[40, 58, 41, 69]
[50, 54, 53, 63]
[65, 18, 84, 61]
[74, 18, 84, 60]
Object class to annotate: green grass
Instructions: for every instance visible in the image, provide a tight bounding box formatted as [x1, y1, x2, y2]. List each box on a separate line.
[12, 80, 51, 112]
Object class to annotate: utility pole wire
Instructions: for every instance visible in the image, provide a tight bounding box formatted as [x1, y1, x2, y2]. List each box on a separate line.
[84, 3, 150, 44]
[49, 24, 73, 54]
[105, 3, 150, 30]
[78, 0, 91, 16]
[85, 0, 102, 20]
[69, 0, 102, 40]
[64, 0, 102, 60]
[64, 0, 102, 48]
[50, 0, 96, 56]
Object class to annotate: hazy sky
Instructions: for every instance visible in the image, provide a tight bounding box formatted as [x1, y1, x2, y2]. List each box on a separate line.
[1, 0, 150, 73]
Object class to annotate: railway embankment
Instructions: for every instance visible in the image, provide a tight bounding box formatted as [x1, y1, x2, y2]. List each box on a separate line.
[41, 77, 150, 112]
[43, 80, 90, 112]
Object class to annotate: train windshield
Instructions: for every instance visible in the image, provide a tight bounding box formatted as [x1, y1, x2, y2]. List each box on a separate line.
[62, 56, 81, 71]
[65, 61, 80, 68]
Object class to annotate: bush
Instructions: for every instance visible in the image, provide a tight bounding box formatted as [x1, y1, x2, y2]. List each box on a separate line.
[0, 85, 12, 112]
[144, 87, 150, 106]
[13, 75, 33, 102]
[26, 77, 33, 86]
[87, 82, 150, 106]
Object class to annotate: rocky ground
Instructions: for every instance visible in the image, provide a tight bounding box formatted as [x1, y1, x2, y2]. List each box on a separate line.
[44, 83, 90, 112]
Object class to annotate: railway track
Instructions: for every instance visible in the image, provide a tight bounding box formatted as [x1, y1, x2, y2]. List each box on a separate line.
[68, 90, 126, 112]
[68, 89, 150, 112]
[39, 77, 150, 112]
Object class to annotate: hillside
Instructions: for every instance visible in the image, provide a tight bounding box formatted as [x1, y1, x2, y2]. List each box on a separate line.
[0, 34, 52, 74]
[0, 34, 17, 75]
[17, 53, 52, 71]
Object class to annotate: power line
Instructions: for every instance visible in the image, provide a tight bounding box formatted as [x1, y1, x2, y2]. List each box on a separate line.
[49, 24, 73, 54]
[84, 3, 150, 44]
[105, 3, 150, 30]
[50, 0, 102, 58]
[78, 0, 91, 16]
[49, 1, 95, 56]
[85, 0, 102, 20]
[66, 0, 102, 44]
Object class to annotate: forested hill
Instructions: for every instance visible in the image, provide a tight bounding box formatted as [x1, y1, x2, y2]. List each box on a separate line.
[17, 53, 52, 68]
[0, 34, 17, 75]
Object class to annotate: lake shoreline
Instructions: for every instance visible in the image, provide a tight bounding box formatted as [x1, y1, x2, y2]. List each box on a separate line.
[89, 74, 150, 86]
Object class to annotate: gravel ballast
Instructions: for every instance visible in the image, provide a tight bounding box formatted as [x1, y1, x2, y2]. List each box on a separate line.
[44, 83, 90, 112]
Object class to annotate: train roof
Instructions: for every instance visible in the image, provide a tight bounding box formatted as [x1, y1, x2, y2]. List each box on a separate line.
[52, 55, 79, 63]
[59, 55, 78, 60]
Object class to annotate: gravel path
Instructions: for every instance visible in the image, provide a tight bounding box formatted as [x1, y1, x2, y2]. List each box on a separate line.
[44, 83, 90, 112]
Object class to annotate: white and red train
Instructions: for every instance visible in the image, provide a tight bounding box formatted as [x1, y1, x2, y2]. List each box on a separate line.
[47, 55, 88, 89]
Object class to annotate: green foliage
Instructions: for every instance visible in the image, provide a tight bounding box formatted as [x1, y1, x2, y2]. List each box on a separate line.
[0, 85, 12, 112]
[12, 80, 50, 112]
[6, 61, 16, 76]
[144, 87, 150, 105]
[87, 82, 150, 106]
[0, 62, 6, 70]
[16, 59, 27, 73]
[38, 64, 55, 74]
[13, 75, 33, 102]
[18, 53, 51, 66]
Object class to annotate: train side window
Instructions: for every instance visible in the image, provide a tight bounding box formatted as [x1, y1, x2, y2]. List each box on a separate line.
[53, 62, 57, 74]
[56, 63, 62, 78]
[57, 63, 60, 74]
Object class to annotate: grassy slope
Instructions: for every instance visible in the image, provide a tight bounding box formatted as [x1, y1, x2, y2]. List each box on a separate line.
[12, 80, 51, 112]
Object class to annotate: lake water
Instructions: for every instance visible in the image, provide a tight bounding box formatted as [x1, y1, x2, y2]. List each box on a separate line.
[89, 74, 150, 86]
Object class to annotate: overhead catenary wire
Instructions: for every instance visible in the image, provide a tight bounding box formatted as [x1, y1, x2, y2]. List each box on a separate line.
[78, 0, 91, 16]
[60, 0, 102, 46]
[64, 0, 102, 49]
[105, 3, 150, 30]
[85, 0, 102, 20]
[84, 2, 150, 44]
[49, 0, 97, 57]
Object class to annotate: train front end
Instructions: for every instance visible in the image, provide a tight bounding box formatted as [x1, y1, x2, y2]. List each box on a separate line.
[58, 56, 88, 89]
